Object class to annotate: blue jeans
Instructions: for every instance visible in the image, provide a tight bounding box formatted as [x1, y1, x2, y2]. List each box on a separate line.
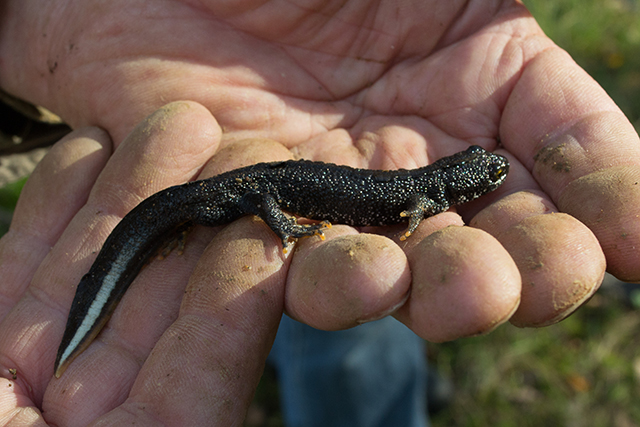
[268, 315, 429, 427]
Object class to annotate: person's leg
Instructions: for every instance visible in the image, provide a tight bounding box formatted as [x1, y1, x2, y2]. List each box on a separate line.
[268, 315, 429, 427]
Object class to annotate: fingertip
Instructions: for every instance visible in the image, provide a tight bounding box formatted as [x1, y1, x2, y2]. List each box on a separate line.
[0, 127, 112, 322]
[558, 166, 640, 281]
[91, 102, 224, 213]
[12, 127, 112, 238]
[470, 190, 557, 233]
[473, 190, 606, 326]
[203, 137, 294, 176]
[396, 225, 521, 342]
[393, 211, 465, 251]
[499, 213, 605, 327]
[117, 100, 222, 153]
[286, 227, 411, 330]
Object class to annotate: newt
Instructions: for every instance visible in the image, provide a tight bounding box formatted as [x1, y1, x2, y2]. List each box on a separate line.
[54, 145, 509, 378]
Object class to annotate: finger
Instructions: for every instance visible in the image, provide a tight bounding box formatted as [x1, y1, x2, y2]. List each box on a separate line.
[394, 212, 521, 342]
[501, 47, 640, 281]
[0, 128, 110, 422]
[0, 128, 110, 322]
[285, 226, 412, 330]
[471, 153, 606, 326]
[90, 139, 297, 425]
[41, 102, 221, 425]
[473, 196, 605, 327]
[93, 216, 287, 426]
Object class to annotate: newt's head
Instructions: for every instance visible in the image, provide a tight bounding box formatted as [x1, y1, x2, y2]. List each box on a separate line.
[440, 145, 509, 205]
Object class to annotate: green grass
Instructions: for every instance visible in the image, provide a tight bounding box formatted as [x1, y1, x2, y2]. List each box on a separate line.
[430, 294, 640, 426]
[0, 176, 26, 236]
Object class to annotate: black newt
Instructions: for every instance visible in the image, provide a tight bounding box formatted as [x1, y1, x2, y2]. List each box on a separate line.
[54, 145, 509, 377]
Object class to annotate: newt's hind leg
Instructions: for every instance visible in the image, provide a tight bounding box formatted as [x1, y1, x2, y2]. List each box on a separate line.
[239, 192, 331, 251]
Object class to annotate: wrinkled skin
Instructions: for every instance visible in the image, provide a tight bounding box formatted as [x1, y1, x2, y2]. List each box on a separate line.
[1, 0, 639, 425]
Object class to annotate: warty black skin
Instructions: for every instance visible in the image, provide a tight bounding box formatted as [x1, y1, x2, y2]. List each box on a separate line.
[53, 145, 509, 378]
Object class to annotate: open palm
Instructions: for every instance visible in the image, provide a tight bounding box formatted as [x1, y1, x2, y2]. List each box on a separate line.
[1, 1, 639, 425]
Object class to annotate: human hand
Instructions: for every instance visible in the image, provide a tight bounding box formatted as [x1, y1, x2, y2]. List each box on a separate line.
[1, 0, 640, 425]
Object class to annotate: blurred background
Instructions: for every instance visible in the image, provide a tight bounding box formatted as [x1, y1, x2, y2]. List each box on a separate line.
[1, 1, 639, 426]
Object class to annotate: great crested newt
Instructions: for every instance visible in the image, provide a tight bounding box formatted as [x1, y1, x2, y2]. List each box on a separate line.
[54, 145, 509, 378]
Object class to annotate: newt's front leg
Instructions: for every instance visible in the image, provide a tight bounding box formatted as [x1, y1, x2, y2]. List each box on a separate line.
[239, 192, 331, 250]
[399, 194, 447, 241]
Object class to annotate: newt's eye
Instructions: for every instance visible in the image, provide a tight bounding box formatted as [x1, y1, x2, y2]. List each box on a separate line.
[488, 163, 508, 182]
